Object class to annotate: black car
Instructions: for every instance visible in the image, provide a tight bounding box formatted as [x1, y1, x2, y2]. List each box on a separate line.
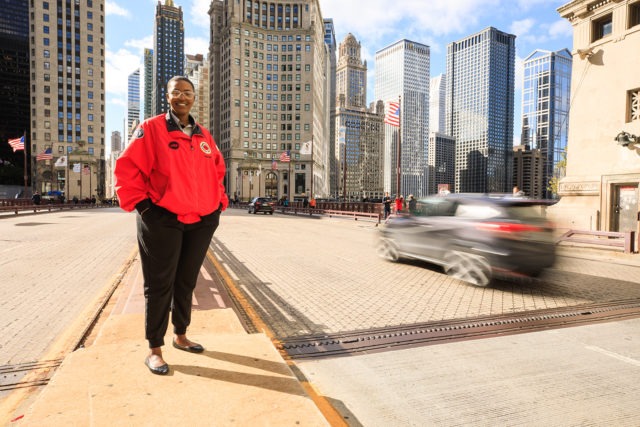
[377, 194, 556, 287]
[248, 197, 274, 214]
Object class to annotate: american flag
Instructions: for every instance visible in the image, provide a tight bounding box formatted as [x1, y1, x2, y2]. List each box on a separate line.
[7, 136, 25, 152]
[36, 148, 53, 161]
[385, 101, 400, 127]
[82, 165, 90, 175]
[279, 150, 291, 162]
[271, 160, 278, 170]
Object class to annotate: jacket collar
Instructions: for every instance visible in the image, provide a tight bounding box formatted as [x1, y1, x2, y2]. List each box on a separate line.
[165, 111, 203, 135]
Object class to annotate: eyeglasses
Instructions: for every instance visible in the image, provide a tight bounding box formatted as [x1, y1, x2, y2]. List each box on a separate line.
[169, 90, 195, 99]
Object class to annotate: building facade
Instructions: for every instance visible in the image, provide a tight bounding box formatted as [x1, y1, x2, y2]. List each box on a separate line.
[522, 49, 572, 199]
[208, 0, 328, 202]
[428, 132, 456, 195]
[110, 130, 122, 154]
[324, 18, 338, 198]
[127, 69, 140, 141]
[143, 48, 153, 119]
[374, 39, 430, 198]
[29, 0, 105, 199]
[429, 74, 446, 134]
[152, 0, 184, 116]
[512, 144, 545, 198]
[0, 0, 30, 186]
[334, 34, 384, 201]
[445, 27, 516, 194]
[550, 0, 640, 248]
[185, 53, 210, 130]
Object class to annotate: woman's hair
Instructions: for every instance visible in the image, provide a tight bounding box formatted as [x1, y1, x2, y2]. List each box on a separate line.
[167, 76, 195, 90]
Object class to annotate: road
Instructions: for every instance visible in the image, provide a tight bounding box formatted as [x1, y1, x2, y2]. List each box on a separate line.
[212, 208, 640, 425]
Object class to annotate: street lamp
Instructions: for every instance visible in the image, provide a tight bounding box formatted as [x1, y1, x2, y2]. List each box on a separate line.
[614, 131, 638, 148]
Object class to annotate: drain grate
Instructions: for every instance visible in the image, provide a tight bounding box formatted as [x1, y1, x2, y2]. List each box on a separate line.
[279, 300, 640, 359]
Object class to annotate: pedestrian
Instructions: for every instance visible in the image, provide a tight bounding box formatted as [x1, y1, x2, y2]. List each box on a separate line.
[115, 76, 228, 376]
[31, 191, 41, 205]
[513, 186, 525, 197]
[309, 197, 316, 209]
[383, 192, 392, 219]
[408, 194, 417, 214]
[395, 195, 404, 213]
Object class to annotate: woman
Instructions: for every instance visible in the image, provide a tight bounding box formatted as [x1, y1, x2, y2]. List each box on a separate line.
[115, 76, 228, 375]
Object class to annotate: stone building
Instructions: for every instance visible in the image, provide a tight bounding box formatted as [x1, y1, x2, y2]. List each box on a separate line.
[550, 0, 640, 249]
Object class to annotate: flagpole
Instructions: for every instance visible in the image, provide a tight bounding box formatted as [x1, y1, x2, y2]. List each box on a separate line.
[288, 153, 291, 204]
[23, 131, 28, 197]
[310, 136, 314, 198]
[396, 96, 402, 198]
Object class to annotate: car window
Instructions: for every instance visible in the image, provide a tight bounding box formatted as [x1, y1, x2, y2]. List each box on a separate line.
[455, 203, 502, 219]
[414, 199, 456, 217]
[503, 205, 546, 221]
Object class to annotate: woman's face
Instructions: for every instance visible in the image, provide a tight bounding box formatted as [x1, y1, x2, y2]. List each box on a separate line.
[166, 79, 195, 119]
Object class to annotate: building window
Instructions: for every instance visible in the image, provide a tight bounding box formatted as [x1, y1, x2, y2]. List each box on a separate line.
[630, 2, 640, 28]
[592, 13, 613, 42]
[629, 88, 640, 122]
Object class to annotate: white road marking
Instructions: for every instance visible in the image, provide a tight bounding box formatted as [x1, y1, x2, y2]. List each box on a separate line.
[586, 345, 640, 367]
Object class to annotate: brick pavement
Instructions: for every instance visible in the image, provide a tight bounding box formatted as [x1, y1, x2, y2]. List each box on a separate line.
[212, 210, 640, 338]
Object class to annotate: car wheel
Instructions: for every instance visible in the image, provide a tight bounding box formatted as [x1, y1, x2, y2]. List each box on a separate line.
[269, 211, 273, 215]
[377, 238, 400, 262]
[444, 250, 492, 287]
[248, 208, 252, 214]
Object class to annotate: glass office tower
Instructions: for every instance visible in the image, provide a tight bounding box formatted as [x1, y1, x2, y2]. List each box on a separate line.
[127, 69, 141, 142]
[152, 0, 184, 115]
[521, 49, 572, 199]
[375, 39, 430, 198]
[0, 0, 29, 180]
[446, 27, 516, 193]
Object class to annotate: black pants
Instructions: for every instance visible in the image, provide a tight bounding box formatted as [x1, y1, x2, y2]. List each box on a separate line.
[136, 204, 221, 348]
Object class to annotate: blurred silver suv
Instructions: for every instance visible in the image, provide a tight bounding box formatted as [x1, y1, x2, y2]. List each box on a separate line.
[377, 194, 556, 287]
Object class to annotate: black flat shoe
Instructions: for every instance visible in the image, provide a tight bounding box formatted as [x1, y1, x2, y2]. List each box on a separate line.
[172, 339, 205, 353]
[145, 356, 169, 375]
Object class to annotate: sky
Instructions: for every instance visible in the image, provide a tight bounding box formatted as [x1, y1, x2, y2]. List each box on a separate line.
[105, 0, 574, 152]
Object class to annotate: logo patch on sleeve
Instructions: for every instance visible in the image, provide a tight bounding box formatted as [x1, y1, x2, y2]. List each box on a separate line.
[134, 128, 144, 139]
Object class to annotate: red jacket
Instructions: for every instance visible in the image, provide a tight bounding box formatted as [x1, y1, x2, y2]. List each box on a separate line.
[115, 113, 228, 224]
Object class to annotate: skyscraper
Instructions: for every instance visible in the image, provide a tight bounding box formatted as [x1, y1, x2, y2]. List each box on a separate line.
[185, 54, 210, 131]
[521, 49, 572, 199]
[29, 0, 105, 198]
[0, 0, 29, 182]
[127, 69, 141, 141]
[143, 48, 154, 119]
[153, 0, 184, 116]
[209, 0, 329, 201]
[429, 74, 446, 134]
[375, 39, 430, 198]
[324, 19, 338, 197]
[334, 34, 384, 201]
[111, 130, 123, 154]
[446, 27, 516, 194]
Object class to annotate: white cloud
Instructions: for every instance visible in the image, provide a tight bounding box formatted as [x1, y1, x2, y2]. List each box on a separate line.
[185, 36, 209, 57]
[105, 47, 143, 99]
[510, 18, 536, 39]
[105, 0, 130, 18]
[189, 0, 211, 28]
[548, 19, 573, 39]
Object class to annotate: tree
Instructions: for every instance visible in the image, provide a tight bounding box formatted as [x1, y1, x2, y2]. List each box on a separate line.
[547, 149, 567, 199]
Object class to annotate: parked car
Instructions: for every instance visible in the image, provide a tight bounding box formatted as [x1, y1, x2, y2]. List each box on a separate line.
[248, 197, 274, 214]
[377, 194, 556, 287]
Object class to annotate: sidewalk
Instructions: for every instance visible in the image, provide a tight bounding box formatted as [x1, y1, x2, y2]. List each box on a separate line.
[15, 251, 328, 426]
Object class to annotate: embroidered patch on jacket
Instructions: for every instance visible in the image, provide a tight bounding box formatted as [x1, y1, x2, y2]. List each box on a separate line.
[200, 141, 212, 155]
[134, 128, 144, 139]
[168, 141, 179, 150]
